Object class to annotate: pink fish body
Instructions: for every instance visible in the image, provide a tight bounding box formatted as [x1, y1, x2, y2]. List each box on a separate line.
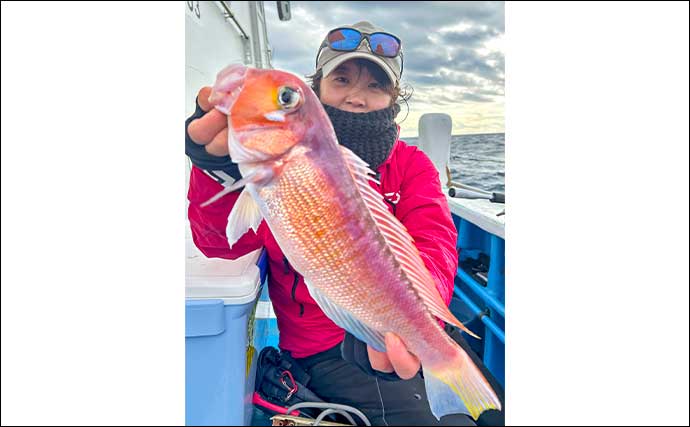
[202, 64, 501, 420]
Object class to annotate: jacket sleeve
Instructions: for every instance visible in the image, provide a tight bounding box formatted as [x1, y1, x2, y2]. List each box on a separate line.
[187, 165, 263, 259]
[394, 150, 458, 306]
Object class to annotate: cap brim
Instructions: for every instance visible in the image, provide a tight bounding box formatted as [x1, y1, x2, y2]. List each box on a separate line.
[321, 51, 399, 87]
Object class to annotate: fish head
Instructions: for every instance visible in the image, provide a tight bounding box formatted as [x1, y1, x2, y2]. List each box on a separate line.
[208, 64, 324, 166]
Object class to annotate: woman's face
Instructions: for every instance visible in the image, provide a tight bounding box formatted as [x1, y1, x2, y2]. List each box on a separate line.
[319, 59, 393, 113]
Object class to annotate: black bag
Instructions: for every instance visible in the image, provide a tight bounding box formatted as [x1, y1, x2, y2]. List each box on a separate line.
[254, 346, 325, 417]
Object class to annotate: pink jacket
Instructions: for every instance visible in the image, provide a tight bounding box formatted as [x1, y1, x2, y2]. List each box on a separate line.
[187, 139, 458, 358]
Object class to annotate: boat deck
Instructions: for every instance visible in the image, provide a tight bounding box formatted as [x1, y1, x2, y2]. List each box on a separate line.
[446, 193, 505, 239]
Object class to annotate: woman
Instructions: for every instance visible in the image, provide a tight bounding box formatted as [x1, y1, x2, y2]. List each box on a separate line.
[185, 21, 503, 426]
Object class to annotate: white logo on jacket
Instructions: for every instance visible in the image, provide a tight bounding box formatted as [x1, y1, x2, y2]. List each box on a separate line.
[384, 191, 401, 204]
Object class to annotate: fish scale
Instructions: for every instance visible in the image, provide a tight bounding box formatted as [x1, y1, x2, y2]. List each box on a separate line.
[263, 148, 438, 349]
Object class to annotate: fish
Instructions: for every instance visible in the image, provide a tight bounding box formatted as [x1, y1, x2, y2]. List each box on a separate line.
[201, 64, 502, 420]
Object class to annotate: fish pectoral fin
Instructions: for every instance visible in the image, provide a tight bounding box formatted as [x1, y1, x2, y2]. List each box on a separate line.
[225, 188, 263, 248]
[304, 280, 386, 352]
[201, 168, 272, 208]
[200, 175, 250, 208]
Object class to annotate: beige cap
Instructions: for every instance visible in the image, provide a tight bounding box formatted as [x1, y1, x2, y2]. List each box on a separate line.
[315, 21, 402, 87]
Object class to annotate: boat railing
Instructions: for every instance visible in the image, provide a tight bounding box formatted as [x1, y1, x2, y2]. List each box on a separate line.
[415, 113, 505, 387]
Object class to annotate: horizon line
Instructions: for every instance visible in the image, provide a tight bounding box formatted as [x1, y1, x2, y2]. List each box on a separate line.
[401, 131, 505, 138]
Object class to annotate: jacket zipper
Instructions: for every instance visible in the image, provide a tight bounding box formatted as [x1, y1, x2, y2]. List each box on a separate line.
[284, 255, 304, 317]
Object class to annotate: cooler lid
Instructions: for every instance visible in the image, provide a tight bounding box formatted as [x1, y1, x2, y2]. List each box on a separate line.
[185, 238, 263, 305]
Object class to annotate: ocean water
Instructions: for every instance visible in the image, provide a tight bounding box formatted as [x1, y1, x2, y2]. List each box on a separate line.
[403, 133, 505, 193]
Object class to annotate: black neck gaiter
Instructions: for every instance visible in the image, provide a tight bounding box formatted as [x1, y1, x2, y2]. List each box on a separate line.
[323, 103, 400, 171]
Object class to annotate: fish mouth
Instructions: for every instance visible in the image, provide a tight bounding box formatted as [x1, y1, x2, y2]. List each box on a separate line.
[208, 64, 271, 165]
[208, 64, 248, 114]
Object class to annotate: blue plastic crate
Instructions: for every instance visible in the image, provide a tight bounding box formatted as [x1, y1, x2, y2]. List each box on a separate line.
[185, 246, 268, 426]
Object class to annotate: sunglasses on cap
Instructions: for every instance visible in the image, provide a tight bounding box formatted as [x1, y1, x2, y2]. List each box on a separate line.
[325, 27, 401, 57]
[317, 27, 404, 74]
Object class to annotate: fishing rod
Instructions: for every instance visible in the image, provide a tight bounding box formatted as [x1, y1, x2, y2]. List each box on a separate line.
[448, 184, 504, 204]
[445, 167, 505, 204]
[447, 184, 505, 217]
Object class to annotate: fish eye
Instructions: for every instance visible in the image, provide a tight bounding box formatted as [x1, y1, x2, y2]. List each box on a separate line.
[277, 86, 300, 109]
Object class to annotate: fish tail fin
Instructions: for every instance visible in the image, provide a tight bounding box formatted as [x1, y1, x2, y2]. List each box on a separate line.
[423, 349, 501, 421]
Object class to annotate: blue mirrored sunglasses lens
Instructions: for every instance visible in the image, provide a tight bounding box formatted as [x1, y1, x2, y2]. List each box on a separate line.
[369, 33, 400, 57]
[328, 28, 362, 50]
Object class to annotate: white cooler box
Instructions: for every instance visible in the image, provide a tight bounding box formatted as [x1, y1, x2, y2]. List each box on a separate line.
[185, 238, 267, 426]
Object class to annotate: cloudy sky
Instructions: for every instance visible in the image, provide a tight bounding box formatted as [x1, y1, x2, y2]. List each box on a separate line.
[262, 1, 504, 137]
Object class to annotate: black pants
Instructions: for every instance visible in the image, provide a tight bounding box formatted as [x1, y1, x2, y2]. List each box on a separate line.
[291, 325, 505, 426]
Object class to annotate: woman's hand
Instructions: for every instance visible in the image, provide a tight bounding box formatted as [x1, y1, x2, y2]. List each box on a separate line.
[187, 86, 230, 157]
[367, 333, 421, 380]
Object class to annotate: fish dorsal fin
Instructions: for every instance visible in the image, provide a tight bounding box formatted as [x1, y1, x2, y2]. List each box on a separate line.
[338, 145, 478, 338]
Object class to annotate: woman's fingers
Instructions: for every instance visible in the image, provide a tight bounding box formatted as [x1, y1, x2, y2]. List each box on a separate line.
[188, 109, 227, 145]
[384, 333, 421, 380]
[188, 86, 229, 146]
[367, 345, 395, 373]
[204, 128, 230, 157]
[366, 333, 421, 380]
[197, 86, 213, 112]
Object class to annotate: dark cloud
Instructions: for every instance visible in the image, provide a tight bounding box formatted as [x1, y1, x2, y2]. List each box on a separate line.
[448, 47, 503, 82]
[461, 92, 493, 103]
[262, 1, 504, 131]
[404, 45, 503, 82]
[403, 47, 450, 74]
[411, 85, 494, 106]
[264, 1, 504, 73]
[299, 1, 505, 33]
[442, 26, 501, 49]
[402, 44, 503, 100]
[407, 70, 481, 88]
